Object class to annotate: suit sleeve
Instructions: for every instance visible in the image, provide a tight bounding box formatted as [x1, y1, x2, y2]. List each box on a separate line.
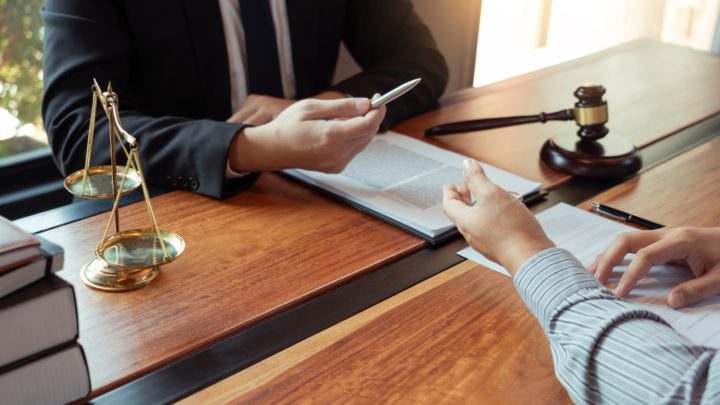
[330, 0, 448, 128]
[41, 0, 259, 199]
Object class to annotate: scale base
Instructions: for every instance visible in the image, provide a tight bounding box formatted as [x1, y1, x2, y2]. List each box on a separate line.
[540, 132, 642, 179]
[80, 257, 160, 292]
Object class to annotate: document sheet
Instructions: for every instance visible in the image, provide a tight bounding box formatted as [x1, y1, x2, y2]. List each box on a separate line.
[284, 131, 541, 242]
[459, 203, 720, 349]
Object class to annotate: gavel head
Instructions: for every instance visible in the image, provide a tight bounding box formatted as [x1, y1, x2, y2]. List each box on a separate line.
[573, 84, 609, 141]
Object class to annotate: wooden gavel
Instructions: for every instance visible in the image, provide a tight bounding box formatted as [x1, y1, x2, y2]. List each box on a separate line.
[425, 84, 642, 179]
[426, 84, 610, 140]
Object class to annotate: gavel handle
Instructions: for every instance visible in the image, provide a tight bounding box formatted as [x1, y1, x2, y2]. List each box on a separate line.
[425, 109, 574, 136]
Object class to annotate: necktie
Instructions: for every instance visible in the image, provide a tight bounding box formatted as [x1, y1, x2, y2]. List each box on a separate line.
[239, 0, 284, 98]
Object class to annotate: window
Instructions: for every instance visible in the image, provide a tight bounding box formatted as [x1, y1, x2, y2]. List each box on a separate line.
[0, 0, 48, 163]
[0, 0, 70, 220]
[474, 0, 720, 87]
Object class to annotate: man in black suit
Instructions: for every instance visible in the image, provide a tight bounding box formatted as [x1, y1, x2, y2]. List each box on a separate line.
[42, 0, 448, 198]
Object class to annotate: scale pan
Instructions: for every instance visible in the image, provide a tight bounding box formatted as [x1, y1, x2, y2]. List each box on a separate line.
[64, 166, 141, 198]
[97, 229, 185, 270]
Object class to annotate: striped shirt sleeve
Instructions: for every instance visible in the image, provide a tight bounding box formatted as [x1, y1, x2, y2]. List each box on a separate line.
[513, 247, 720, 404]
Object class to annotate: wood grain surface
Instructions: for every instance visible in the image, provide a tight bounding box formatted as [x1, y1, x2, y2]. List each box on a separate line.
[39, 173, 424, 398]
[579, 136, 720, 227]
[184, 135, 720, 404]
[181, 261, 569, 405]
[395, 40, 720, 190]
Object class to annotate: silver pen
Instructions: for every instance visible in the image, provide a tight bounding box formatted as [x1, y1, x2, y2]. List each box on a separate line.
[370, 78, 422, 109]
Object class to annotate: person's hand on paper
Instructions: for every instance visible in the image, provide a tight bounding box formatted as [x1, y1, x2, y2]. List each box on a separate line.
[589, 227, 720, 308]
[228, 97, 385, 173]
[442, 158, 554, 275]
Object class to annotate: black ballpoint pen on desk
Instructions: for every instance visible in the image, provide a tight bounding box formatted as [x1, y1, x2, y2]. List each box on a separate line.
[591, 202, 665, 230]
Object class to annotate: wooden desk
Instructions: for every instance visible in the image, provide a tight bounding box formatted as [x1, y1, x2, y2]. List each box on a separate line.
[183, 137, 720, 404]
[396, 39, 720, 190]
[40, 174, 425, 397]
[183, 260, 569, 404]
[577, 137, 720, 226]
[30, 40, 720, 402]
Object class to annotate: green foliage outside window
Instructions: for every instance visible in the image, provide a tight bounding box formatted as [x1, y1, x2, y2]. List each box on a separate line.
[0, 0, 47, 159]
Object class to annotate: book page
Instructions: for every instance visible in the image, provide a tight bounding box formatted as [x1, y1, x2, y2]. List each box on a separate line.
[287, 132, 541, 236]
[341, 138, 460, 210]
[459, 203, 720, 349]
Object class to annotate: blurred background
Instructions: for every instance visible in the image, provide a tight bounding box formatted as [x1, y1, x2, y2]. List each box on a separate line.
[474, 0, 720, 86]
[1, 0, 719, 218]
[1, 0, 45, 163]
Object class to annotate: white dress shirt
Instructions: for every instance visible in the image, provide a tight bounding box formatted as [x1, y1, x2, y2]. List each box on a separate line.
[217, 0, 296, 111]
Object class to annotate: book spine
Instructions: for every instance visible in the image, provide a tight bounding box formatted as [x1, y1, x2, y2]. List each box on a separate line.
[36, 235, 64, 275]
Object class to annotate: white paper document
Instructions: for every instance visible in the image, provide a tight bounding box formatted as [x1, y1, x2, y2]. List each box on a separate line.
[285, 131, 541, 242]
[459, 203, 720, 349]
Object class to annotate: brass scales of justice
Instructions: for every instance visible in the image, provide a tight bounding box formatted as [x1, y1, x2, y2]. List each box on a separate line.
[63, 79, 185, 291]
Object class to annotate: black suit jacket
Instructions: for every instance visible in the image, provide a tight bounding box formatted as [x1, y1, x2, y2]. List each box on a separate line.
[42, 0, 448, 198]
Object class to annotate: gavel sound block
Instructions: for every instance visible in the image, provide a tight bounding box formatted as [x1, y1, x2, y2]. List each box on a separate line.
[426, 84, 642, 179]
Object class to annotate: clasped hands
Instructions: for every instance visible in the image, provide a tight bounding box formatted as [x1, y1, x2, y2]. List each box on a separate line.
[443, 158, 720, 309]
[227, 92, 385, 174]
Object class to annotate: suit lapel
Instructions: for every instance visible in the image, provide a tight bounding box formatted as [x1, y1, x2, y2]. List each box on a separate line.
[182, 0, 232, 119]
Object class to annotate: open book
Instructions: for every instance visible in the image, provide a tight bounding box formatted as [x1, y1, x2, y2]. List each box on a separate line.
[284, 131, 542, 244]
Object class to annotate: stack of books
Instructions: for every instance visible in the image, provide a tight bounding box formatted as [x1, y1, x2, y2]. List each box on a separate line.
[0, 216, 90, 403]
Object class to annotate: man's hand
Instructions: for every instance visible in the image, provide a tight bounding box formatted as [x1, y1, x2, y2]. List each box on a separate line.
[227, 91, 347, 126]
[227, 95, 295, 126]
[442, 159, 554, 275]
[589, 227, 720, 308]
[229, 97, 385, 173]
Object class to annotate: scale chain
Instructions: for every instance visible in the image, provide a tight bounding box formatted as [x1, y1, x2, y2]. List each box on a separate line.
[80, 91, 98, 194]
[132, 149, 169, 260]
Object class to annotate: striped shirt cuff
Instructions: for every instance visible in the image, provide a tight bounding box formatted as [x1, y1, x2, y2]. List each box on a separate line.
[513, 248, 604, 331]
